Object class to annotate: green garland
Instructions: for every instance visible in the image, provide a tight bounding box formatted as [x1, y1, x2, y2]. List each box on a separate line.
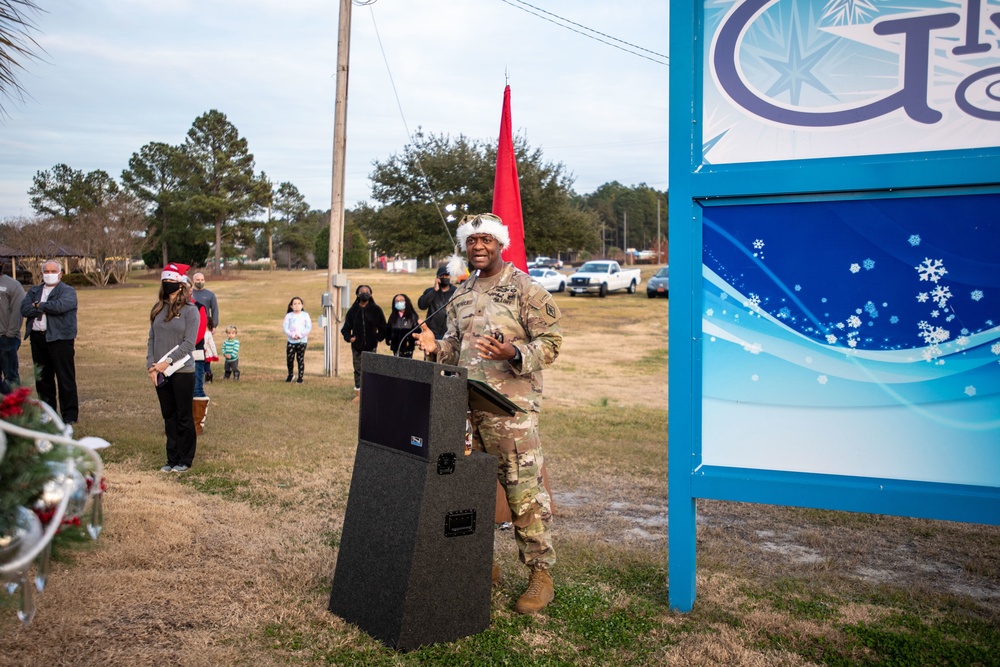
[0, 388, 64, 537]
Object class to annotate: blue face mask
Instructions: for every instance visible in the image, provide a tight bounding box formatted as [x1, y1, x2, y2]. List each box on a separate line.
[394, 302, 405, 311]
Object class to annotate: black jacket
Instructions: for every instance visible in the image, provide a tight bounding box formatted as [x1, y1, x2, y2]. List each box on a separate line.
[385, 312, 419, 357]
[416, 284, 456, 338]
[341, 300, 386, 352]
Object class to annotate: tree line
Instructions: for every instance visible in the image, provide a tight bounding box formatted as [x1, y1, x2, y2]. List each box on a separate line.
[3, 111, 667, 285]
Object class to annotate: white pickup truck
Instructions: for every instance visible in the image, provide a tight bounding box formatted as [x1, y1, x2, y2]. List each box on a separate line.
[568, 260, 642, 297]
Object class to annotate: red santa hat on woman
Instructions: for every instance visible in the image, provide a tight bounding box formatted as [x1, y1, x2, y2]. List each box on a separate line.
[161, 262, 190, 283]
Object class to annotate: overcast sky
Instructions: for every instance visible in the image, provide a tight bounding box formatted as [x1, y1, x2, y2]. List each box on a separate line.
[0, 0, 669, 219]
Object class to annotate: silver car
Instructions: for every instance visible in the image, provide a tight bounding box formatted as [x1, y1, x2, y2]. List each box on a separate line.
[646, 266, 669, 298]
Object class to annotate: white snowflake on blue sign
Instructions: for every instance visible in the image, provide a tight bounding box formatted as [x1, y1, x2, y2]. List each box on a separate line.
[971, 290, 984, 302]
[794, 284, 801, 291]
[751, 374, 759, 382]
[931, 285, 952, 308]
[863, 258, 875, 270]
[847, 315, 862, 328]
[817, 375, 828, 384]
[825, 334, 837, 344]
[743, 342, 763, 355]
[753, 239, 764, 249]
[991, 342, 1000, 355]
[777, 307, 791, 319]
[916, 258, 947, 283]
[890, 316, 899, 324]
[908, 234, 921, 246]
[964, 386, 976, 397]
[916, 292, 929, 303]
[850, 263, 861, 273]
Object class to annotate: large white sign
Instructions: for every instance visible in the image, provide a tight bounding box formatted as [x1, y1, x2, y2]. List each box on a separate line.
[704, 0, 1000, 164]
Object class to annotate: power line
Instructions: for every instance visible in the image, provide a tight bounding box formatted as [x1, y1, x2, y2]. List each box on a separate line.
[367, 4, 455, 248]
[499, 0, 668, 67]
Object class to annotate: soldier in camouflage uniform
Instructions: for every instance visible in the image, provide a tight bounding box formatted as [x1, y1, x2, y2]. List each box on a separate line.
[415, 213, 561, 615]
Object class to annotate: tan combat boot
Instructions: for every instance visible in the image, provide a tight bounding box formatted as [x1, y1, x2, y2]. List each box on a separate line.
[492, 562, 502, 586]
[513, 566, 553, 614]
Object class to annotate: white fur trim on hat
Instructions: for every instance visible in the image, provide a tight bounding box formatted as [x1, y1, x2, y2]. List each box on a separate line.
[455, 213, 510, 250]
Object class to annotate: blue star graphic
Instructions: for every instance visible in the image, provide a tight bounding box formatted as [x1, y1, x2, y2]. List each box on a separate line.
[761, 23, 837, 106]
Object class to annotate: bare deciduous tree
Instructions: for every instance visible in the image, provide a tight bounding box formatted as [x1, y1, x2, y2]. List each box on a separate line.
[71, 195, 150, 286]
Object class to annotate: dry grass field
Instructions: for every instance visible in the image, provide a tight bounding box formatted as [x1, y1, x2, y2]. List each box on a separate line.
[0, 267, 997, 666]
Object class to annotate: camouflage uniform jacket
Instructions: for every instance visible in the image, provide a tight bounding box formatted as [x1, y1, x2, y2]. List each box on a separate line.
[438, 262, 562, 413]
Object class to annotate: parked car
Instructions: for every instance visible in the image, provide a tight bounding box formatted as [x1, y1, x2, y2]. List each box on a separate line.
[530, 256, 563, 269]
[568, 260, 642, 297]
[528, 267, 566, 293]
[646, 265, 669, 298]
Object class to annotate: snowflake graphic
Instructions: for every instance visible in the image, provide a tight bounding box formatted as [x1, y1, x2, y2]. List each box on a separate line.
[864, 301, 878, 317]
[847, 315, 862, 328]
[971, 290, 984, 302]
[956, 335, 969, 346]
[817, 375, 828, 385]
[822, 0, 878, 25]
[931, 310, 940, 318]
[850, 263, 861, 274]
[747, 293, 761, 309]
[753, 239, 764, 249]
[908, 234, 921, 247]
[917, 321, 951, 344]
[794, 284, 801, 292]
[836, 322, 845, 330]
[777, 307, 791, 319]
[990, 342, 1000, 355]
[922, 346, 943, 362]
[889, 316, 899, 324]
[945, 314, 955, 322]
[751, 374, 759, 382]
[825, 334, 837, 344]
[706, 308, 714, 317]
[964, 386, 976, 397]
[931, 285, 952, 308]
[863, 258, 875, 270]
[743, 342, 763, 355]
[916, 258, 947, 283]
[916, 292, 929, 303]
[847, 339, 858, 348]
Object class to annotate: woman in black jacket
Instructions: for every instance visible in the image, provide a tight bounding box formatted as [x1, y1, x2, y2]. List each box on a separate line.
[340, 284, 386, 399]
[385, 293, 419, 358]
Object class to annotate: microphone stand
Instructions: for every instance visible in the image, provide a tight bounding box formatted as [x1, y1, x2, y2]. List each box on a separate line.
[398, 270, 481, 357]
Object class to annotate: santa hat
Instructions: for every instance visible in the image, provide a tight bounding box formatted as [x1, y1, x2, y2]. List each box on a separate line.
[448, 213, 510, 277]
[161, 262, 190, 282]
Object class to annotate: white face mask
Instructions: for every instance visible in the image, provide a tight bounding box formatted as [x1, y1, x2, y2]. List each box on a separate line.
[42, 273, 60, 286]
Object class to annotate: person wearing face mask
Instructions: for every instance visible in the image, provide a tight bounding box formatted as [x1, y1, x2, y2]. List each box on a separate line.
[384, 293, 419, 358]
[417, 266, 457, 362]
[191, 272, 219, 383]
[21, 260, 79, 425]
[340, 284, 386, 402]
[146, 263, 199, 473]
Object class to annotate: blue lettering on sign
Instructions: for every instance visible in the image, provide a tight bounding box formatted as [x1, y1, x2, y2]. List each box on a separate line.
[713, 0, 1000, 127]
[410, 436, 423, 448]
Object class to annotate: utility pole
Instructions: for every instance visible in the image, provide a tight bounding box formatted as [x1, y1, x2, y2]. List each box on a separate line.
[325, 0, 352, 378]
[657, 198, 662, 264]
[624, 209, 628, 265]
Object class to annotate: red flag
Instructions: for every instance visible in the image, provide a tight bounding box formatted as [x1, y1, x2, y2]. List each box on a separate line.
[493, 85, 528, 272]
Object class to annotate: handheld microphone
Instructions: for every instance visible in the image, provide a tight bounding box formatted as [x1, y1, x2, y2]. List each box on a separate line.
[399, 270, 481, 357]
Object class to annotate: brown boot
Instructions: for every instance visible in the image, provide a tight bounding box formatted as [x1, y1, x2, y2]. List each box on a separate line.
[513, 567, 554, 614]
[492, 562, 502, 586]
[192, 397, 210, 436]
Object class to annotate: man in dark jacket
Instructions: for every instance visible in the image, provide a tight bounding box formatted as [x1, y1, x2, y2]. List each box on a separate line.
[21, 260, 79, 424]
[0, 262, 25, 394]
[340, 284, 386, 402]
[416, 265, 457, 361]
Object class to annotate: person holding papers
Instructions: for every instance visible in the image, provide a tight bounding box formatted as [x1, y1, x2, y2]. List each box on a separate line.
[146, 263, 200, 473]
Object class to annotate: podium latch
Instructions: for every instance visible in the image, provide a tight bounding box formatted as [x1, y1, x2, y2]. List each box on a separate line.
[437, 453, 456, 475]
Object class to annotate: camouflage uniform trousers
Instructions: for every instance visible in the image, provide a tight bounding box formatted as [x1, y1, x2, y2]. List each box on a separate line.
[471, 408, 555, 570]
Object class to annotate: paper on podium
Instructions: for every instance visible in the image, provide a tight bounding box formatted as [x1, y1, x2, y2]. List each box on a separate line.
[467, 378, 525, 416]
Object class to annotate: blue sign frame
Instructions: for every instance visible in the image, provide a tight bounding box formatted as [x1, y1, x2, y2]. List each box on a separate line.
[668, 0, 1000, 612]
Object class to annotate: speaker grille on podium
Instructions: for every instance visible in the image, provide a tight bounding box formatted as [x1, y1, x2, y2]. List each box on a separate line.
[329, 354, 497, 650]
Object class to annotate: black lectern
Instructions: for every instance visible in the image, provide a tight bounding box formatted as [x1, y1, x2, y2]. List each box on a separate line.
[329, 353, 515, 650]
